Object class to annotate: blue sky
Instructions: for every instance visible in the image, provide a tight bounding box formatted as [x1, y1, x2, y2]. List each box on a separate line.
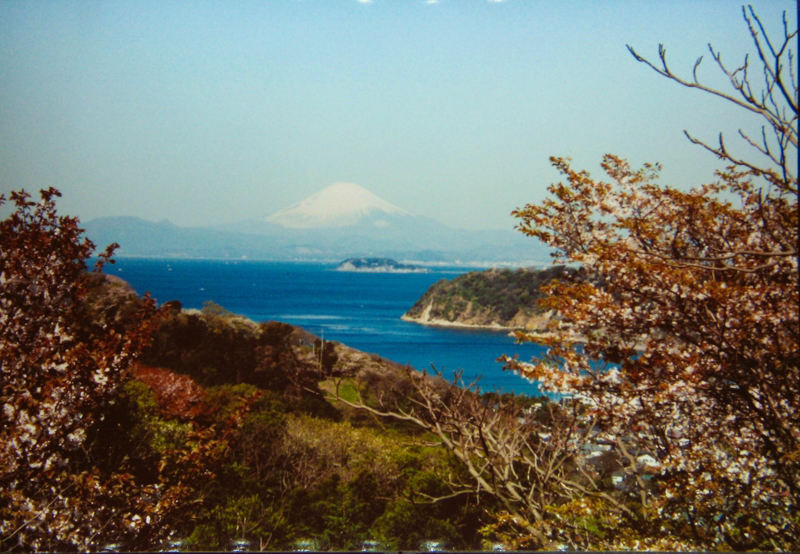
[0, 0, 795, 230]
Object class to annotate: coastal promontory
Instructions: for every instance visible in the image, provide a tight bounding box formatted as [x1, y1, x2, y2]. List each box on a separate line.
[402, 265, 571, 329]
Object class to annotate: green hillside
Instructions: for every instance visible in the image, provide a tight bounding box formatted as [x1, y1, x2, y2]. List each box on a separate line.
[403, 265, 572, 329]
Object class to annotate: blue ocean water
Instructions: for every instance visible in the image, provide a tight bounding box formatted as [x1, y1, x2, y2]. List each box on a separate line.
[109, 259, 550, 396]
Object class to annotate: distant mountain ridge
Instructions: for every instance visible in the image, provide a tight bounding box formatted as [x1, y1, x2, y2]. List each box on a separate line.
[83, 183, 552, 264]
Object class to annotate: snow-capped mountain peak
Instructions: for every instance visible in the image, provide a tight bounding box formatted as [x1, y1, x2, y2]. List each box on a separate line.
[265, 183, 412, 229]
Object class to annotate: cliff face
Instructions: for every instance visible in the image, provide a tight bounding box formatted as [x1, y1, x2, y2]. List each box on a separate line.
[402, 265, 571, 330]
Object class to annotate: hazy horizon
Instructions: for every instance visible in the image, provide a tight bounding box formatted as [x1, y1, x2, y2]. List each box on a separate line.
[1, 0, 795, 231]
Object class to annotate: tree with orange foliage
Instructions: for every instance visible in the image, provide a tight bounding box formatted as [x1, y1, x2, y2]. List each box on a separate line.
[506, 6, 798, 550]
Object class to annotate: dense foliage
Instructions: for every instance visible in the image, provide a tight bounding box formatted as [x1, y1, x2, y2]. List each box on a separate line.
[135, 305, 496, 550]
[0, 189, 185, 551]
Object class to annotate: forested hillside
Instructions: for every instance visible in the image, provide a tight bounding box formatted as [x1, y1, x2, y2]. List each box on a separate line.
[123, 300, 504, 551]
[403, 265, 572, 329]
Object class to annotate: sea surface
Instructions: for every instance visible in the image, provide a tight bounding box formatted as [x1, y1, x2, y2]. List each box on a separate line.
[109, 258, 551, 396]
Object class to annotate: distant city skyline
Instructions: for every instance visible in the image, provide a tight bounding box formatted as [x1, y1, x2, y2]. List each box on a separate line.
[1, 0, 795, 231]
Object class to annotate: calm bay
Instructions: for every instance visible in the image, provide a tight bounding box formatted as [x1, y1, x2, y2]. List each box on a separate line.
[110, 258, 549, 396]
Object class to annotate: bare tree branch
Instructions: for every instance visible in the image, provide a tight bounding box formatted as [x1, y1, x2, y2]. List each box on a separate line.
[627, 6, 798, 198]
[332, 366, 643, 549]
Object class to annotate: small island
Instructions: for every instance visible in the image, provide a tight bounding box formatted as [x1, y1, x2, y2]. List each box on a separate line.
[336, 257, 431, 273]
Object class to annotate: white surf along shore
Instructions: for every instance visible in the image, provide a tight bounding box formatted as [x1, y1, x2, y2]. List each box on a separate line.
[401, 299, 528, 332]
[400, 313, 512, 331]
[401, 300, 637, 348]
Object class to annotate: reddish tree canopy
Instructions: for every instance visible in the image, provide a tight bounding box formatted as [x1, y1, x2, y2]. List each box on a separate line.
[0, 189, 171, 551]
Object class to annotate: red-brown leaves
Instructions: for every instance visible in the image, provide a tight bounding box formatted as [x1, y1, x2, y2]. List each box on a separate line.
[0, 189, 173, 551]
[510, 154, 798, 549]
[131, 365, 210, 421]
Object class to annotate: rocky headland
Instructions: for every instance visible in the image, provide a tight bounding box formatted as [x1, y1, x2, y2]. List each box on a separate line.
[402, 265, 572, 331]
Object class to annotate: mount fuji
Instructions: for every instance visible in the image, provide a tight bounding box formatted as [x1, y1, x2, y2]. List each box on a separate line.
[246, 182, 465, 258]
[84, 183, 551, 264]
[265, 183, 412, 229]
